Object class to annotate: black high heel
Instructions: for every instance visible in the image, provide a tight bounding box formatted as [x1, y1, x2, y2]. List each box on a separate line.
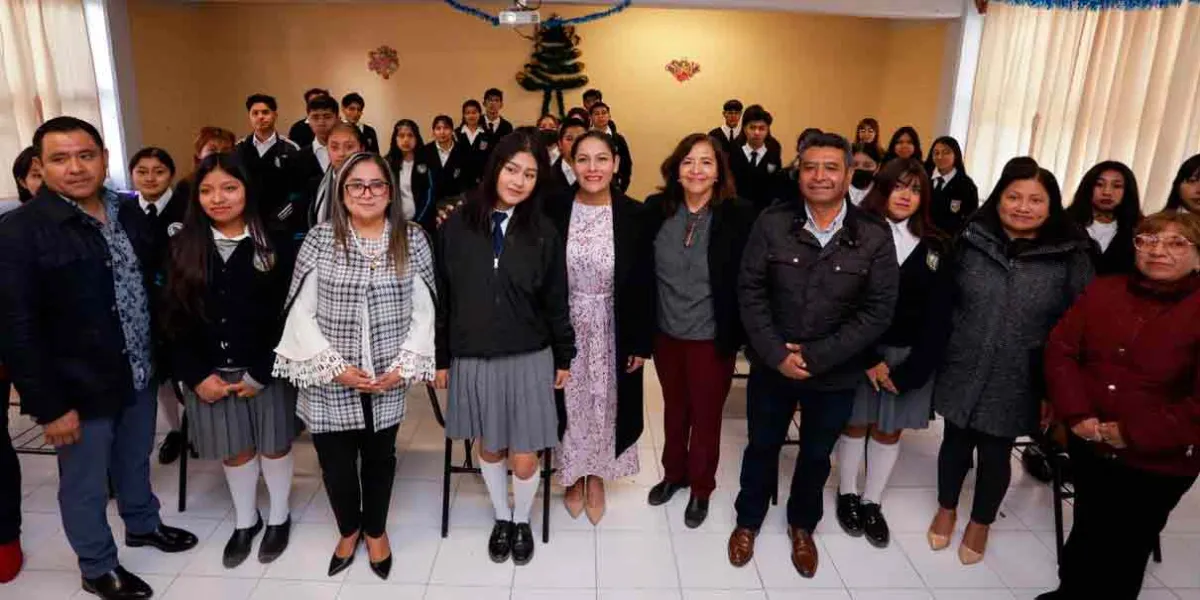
[366, 534, 392, 580]
[327, 533, 361, 577]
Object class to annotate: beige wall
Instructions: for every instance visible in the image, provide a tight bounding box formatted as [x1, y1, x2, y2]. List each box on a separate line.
[127, 1, 952, 198]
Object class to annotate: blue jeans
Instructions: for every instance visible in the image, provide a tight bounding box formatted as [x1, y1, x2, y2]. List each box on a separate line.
[56, 385, 161, 578]
[734, 367, 855, 532]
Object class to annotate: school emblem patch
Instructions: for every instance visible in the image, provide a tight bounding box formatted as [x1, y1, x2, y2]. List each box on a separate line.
[167, 222, 184, 237]
[453, 168, 461, 178]
[480, 141, 489, 151]
[926, 251, 940, 271]
[950, 199, 962, 213]
[416, 164, 428, 174]
[767, 163, 777, 174]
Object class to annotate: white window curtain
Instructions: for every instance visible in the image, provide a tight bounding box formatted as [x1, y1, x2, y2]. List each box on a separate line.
[965, 0, 1200, 212]
[0, 0, 101, 200]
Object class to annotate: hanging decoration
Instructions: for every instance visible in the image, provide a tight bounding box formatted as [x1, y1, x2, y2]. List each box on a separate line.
[442, 0, 631, 27]
[368, 45, 399, 79]
[516, 18, 588, 118]
[666, 58, 701, 83]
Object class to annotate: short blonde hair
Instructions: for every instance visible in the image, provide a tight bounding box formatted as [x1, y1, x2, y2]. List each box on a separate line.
[1138, 211, 1200, 247]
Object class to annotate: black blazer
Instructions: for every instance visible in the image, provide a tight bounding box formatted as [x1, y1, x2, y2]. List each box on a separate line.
[359, 123, 380, 154]
[287, 118, 314, 149]
[284, 145, 326, 238]
[728, 143, 786, 215]
[166, 233, 293, 389]
[0, 187, 160, 424]
[609, 131, 633, 194]
[1087, 229, 1137, 276]
[235, 134, 303, 231]
[545, 157, 578, 202]
[929, 172, 979, 236]
[390, 154, 437, 234]
[708, 126, 740, 155]
[545, 192, 654, 457]
[643, 193, 757, 357]
[421, 141, 472, 205]
[486, 117, 514, 139]
[457, 128, 493, 192]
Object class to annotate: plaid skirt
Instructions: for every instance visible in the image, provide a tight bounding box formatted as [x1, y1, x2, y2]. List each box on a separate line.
[446, 347, 559, 454]
[182, 380, 298, 460]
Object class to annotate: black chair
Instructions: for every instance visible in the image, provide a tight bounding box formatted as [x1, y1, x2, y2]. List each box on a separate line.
[425, 384, 554, 543]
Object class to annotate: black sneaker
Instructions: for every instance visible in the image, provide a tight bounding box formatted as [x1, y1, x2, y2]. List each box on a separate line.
[511, 522, 534, 566]
[836, 492, 864, 537]
[157, 431, 184, 465]
[860, 501, 890, 548]
[488, 520, 515, 563]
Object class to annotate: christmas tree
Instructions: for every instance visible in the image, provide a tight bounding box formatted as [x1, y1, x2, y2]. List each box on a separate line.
[516, 18, 588, 118]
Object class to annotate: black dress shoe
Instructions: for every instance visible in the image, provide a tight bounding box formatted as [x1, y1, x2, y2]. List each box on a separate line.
[1035, 591, 1068, 600]
[157, 431, 184, 465]
[125, 524, 199, 553]
[684, 495, 710, 529]
[647, 480, 689, 506]
[488, 520, 515, 563]
[835, 492, 864, 537]
[860, 502, 890, 548]
[81, 566, 153, 599]
[327, 535, 361, 577]
[511, 522, 535, 566]
[258, 516, 291, 564]
[222, 514, 263, 568]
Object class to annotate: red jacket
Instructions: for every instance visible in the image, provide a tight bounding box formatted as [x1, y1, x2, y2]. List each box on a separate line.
[1046, 273, 1200, 477]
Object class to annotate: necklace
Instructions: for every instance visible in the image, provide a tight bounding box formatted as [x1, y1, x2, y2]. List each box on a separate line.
[351, 226, 387, 271]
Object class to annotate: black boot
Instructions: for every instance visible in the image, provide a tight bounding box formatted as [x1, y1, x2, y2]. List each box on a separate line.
[81, 566, 153, 600]
[647, 480, 689, 506]
[222, 514, 263, 568]
[860, 501, 890, 548]
[488, 520, 515, 563]
[835, 492, 864, 537]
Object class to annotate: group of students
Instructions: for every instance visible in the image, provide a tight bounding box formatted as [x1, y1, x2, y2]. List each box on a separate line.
[1, 89, 1199, 600]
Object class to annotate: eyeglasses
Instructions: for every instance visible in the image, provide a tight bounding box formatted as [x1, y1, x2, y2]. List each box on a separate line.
[345, 180, 390, 198]
[1133, 234, 1196, 254]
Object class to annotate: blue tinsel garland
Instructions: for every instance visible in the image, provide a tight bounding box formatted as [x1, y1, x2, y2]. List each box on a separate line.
[443, 0, 632, 27]
[997, 0, 1191, 9]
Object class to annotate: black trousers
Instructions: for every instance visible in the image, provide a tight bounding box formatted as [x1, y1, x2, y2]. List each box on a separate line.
[1054, 435, 1194, 599]
[311, 394, 399, 538]
[937, 420, 1014, 525]
[0, 378, 20, 544]
[734, 368, 855, 532]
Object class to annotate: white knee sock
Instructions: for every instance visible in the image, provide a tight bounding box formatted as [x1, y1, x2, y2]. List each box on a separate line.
[222, 457, 261, 529]
[157, 383, 181, 431]
[480, 457, 511, 521]
[259, 452, 294, 526]
[836, 435, 866, 495]
[511, 471, 540, 525]
[862, 438, 902, 505]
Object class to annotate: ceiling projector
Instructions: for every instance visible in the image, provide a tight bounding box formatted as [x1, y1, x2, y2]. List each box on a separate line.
[499, 1, 540, 25]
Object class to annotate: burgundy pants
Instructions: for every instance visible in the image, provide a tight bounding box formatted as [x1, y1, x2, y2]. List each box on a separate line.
[654, 334, 736, 499]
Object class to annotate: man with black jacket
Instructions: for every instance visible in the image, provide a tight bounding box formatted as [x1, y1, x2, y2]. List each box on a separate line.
[727, 132, 899, 579]
[0, 117, 198, 599]
[235, 93, 301, 239]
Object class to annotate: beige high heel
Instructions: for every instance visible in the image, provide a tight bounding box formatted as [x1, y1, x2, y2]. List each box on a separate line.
[584, 476, 606, 526]
[564, 479, 585, 519]
[927, 508, 956, 551]
[958, 521, 989, 566]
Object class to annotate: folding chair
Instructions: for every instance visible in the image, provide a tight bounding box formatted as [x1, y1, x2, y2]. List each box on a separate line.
[425, 384, 554, 542]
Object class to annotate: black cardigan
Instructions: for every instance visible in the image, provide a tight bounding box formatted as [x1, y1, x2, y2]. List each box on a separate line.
[421, 141, 473, 205]
[870, 238, 946, 392]
[545, 191, 654, 457]
[167, 234, 293, 389]
[1087, 230, 1137, 276]
[929, 172, 980, 236]
[643, 193, 757, 357]
[435, 207, 576, 370]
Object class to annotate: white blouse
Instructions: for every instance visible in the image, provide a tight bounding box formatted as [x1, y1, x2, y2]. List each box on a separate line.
[399, 159, 416, 220]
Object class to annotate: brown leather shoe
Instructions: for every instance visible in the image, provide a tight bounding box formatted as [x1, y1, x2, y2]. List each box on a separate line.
[727, 527, 757, 567]
[787, 526, 819, 578]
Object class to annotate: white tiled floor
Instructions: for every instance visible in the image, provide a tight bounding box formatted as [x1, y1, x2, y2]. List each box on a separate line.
[8, 362, 1200, 599]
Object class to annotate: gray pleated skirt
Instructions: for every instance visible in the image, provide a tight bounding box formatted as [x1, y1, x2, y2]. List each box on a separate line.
[446, 347, 559, 454]
[849, 346, 935, 433]
[182, 380, 298, 460]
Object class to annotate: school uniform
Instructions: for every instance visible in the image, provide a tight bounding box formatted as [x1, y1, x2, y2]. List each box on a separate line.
[545, 157, 578, 206]
[391, 154, 437, 234]
[603, 128, 633, 194]
[287, 118, 315, 149]
[928, 168, 979, 236]
[351, 122, 380, 154]
[236, 132, 303, 234]
[284, 142, 328, 240]
[728, 143, 785, 215]
[707, 125, 741, 155]
[421, 141, 472, 206]
[136, 187, 186, 246]
[458, 126, 493, 192]
[484, 115, 514, 139]
[1085, 220, 1136, 276]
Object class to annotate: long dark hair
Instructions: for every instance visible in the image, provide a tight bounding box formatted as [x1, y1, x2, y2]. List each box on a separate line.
[462, 129, 550, 235]
[570, 130, 621, 193]
[971, 157, 1086, 245]
[1065, 161, 1142, 237]
[883, 126, 923, 164]
[330, 153, 410, 276]
[11, 146, 37, 203]
[923, 136, 968, 178]
[165, 153, 273, 336]
[385, 119, 424, 172]
[657, 133, 737, 216]
[861, 158, 942, 240]
[1165, 153, 1200, 213]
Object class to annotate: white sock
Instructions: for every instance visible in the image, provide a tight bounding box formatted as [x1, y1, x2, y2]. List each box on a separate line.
[157, 383, 181, 431]
[511, 471, 540, 525]
[836, 435, 866, 496]
[479, 457, 511, 521]
[862, 438, 902, 505]
[222, 457, 261, 529]
[259, 452, 294, 526]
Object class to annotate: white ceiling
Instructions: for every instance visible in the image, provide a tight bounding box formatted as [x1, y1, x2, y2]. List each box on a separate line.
[183, 0, 968, 20]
